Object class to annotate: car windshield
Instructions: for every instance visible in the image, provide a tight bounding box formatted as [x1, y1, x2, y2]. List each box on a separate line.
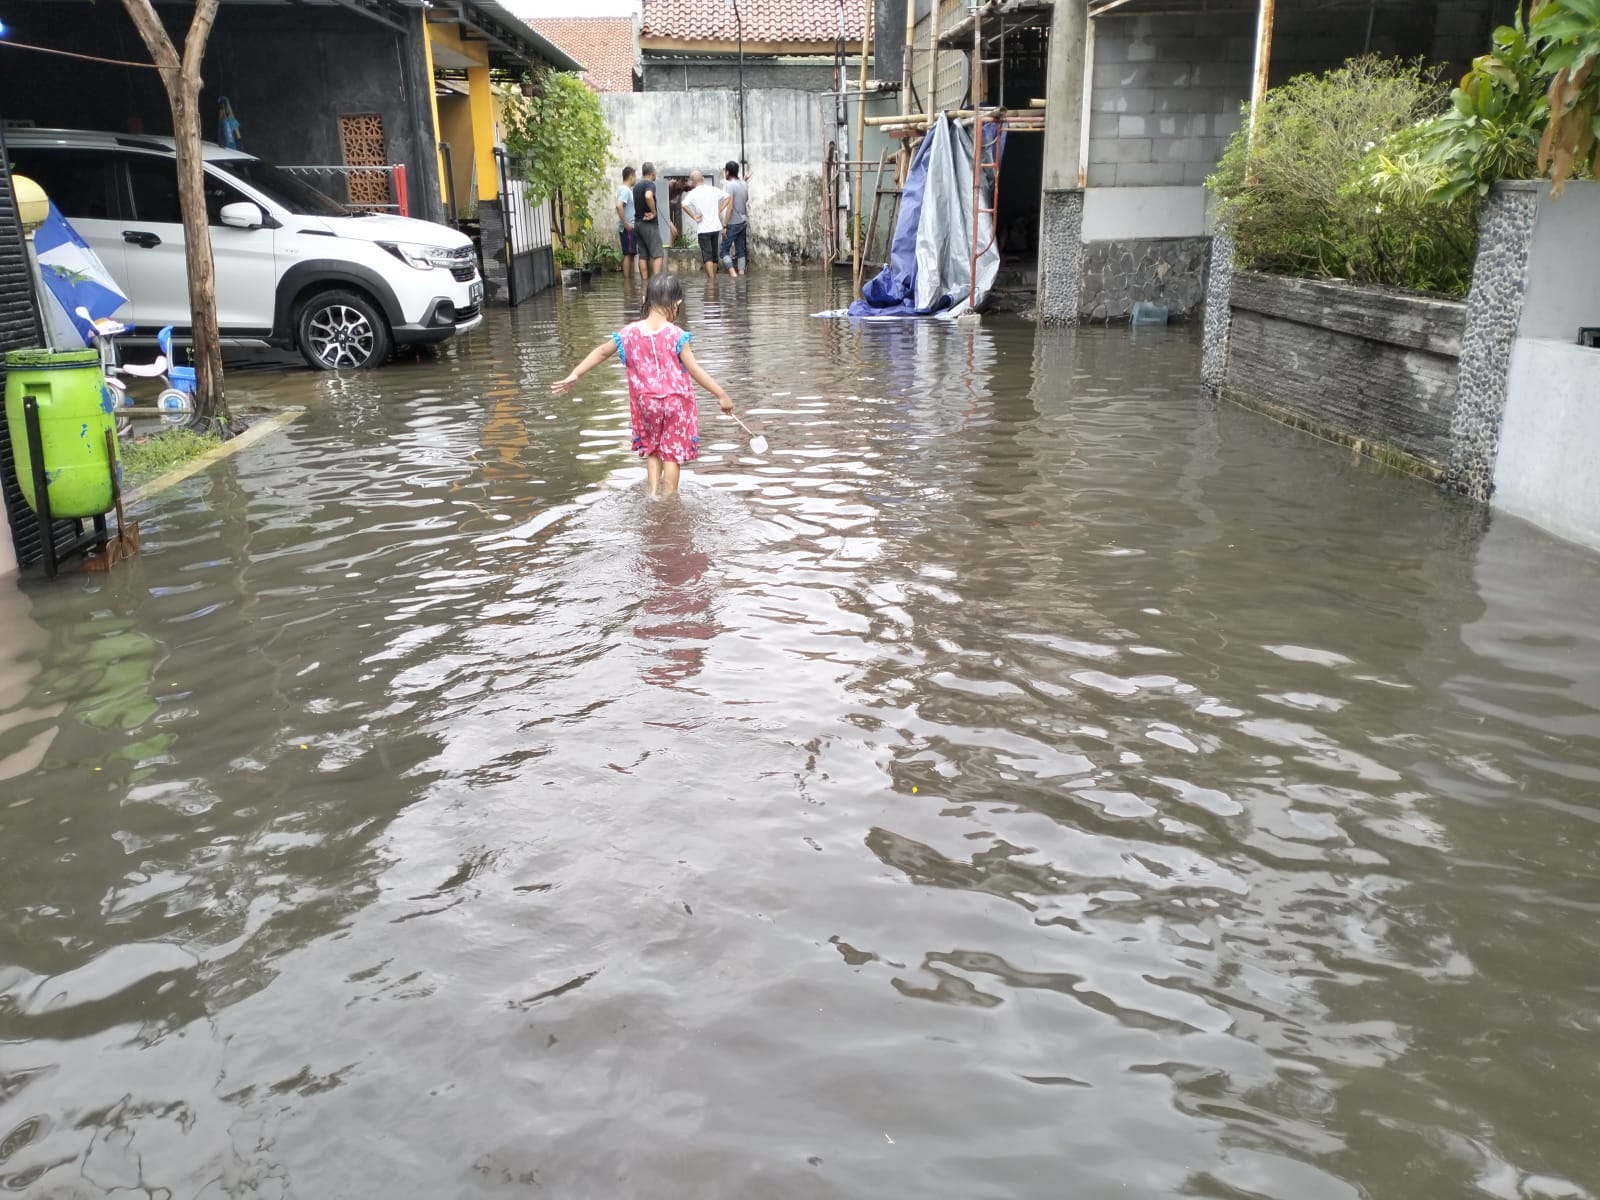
[215, 157, 356, 218]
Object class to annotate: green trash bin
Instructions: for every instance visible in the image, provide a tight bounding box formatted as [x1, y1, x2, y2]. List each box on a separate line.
[3, 348, 119, 519]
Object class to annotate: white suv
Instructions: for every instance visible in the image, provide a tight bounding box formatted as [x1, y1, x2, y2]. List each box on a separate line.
[6, 129, 483, 370]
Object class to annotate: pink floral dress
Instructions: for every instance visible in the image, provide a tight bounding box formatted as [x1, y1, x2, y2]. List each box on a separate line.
[612, 321, 699, 464]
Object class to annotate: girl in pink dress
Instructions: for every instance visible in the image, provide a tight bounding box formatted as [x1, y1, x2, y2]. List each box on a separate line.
[551, 275, 735, 497]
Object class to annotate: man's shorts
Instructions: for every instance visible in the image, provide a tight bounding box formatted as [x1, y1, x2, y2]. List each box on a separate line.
[637, 221, 663, 260]
[619, 227, 639, 256]
[698, 232, 720, 263]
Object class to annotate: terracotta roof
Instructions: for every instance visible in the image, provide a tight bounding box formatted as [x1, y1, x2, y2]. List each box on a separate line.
[527, 18, 639, 92]
[640, 0, 864, 45]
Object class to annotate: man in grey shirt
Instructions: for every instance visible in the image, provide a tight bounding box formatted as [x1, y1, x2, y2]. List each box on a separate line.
[720, 161, 749, 277]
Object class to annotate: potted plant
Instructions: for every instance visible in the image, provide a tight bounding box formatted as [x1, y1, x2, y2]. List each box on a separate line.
[554, 244, 580, 286]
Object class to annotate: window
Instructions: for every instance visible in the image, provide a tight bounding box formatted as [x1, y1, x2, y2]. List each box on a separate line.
[5, 149, 114, 220]
[125, 154, 182, 224]
[203, 172, 252, 224]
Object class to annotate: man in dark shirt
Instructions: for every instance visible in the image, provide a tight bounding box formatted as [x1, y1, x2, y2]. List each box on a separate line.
[633, 162, 664, 279]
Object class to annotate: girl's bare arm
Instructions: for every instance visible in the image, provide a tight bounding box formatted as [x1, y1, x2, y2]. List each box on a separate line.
[679, 345, 733, 414]
[551, 339, 617, 394]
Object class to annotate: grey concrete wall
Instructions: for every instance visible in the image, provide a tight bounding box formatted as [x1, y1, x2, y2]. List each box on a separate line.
[643, 60, 839, 92]
[1085, 12, 1253, 190]
[596, 89, 827, 260]
[1494, 340, 1600, 551]
[1223, 273, 1468, 474]
[1268, 3, 1438, 83]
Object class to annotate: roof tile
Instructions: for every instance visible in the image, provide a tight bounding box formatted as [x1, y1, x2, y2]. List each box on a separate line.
[527, 18, 639, 92]
[641, 0, 864, 45]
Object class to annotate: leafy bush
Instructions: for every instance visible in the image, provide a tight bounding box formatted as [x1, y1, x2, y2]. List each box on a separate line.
[499, 70, 610, 227]
[1423, 0, 1599, 198]
[1208, 57, 1479, 296]
[1423, 14, 1548, 200]
[1534, 0, 1600, 190]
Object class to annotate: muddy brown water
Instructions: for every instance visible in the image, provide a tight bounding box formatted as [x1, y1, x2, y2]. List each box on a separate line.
[2, 269, 1599, 1199]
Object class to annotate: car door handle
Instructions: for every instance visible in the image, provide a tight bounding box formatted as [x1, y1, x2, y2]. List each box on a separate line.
[123, 230, 162, 248]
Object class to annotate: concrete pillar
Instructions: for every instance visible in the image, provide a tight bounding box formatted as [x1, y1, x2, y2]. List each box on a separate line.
[468, 66, 499, 203]
[1038, 0, 1090, 325]
[401, 13, 447, 225]
[1200, 232, 1235, 393]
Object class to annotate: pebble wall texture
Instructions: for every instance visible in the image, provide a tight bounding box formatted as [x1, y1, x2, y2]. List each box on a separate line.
[1443, 185, 1540, 501]
[1038, 188, 1085, 326]
[1079, 236, 1212, 321]
[1200, 232, 1236, 392]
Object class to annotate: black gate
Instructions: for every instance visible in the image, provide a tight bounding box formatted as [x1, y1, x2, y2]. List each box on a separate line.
[494, 149, 554, 306]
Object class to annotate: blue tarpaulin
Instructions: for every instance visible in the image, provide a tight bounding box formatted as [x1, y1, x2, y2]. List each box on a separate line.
[840, 115, 1003, 320]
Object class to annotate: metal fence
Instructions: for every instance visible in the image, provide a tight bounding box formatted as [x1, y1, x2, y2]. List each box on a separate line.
[281, 164, 409, 216]
[494, 150, 554, 306]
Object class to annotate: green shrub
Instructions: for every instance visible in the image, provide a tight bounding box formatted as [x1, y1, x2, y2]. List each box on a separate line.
[1422, 1, 1598, 200]
[1208, 57, 1479, 296]
[120, 429, 220, 486]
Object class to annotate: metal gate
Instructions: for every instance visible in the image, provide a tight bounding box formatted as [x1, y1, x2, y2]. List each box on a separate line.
[494, 150, 554, 306]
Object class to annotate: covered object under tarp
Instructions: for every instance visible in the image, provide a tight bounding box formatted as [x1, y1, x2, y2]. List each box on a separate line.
[845, 115, 1002, 319]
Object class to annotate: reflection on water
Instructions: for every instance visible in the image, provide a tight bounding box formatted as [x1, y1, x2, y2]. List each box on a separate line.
[1, 270, 1598, 1199]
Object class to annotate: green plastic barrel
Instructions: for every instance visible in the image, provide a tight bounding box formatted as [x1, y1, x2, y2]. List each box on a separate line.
[3, 348, 119, 519]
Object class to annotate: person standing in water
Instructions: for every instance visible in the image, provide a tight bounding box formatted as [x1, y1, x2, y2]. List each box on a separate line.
[633, 162, 664, 281]
[615, 166, 638, 282]
[720, 161, 749, 277]
[550, 274, 734, 498]
[681, 170, 730, 282]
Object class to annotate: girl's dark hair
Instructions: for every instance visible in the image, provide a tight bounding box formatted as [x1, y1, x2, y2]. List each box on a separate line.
[642, 273, 685, 321]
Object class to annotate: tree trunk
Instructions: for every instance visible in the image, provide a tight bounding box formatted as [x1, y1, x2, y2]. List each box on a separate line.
[119, 0, 229, 428]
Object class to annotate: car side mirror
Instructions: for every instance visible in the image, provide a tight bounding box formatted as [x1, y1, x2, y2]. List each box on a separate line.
[220, 201, 265, 229]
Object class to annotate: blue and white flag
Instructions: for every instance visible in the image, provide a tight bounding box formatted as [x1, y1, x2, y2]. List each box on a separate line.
[32, 201, 129, 349]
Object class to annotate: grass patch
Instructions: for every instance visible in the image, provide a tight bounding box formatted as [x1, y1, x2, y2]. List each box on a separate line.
[120, 429, 222, 487]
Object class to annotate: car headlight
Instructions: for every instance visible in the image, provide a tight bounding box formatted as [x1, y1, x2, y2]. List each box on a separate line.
[378, 241, 460, 271]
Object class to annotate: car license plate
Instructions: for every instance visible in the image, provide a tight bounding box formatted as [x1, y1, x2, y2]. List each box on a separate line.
[470, 282, 484, 306]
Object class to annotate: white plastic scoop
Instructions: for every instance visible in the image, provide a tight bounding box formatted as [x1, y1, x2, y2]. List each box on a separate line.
[731, 414, 768, 455]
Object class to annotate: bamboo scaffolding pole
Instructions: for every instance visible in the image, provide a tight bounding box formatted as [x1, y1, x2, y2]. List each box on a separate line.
[852, 0, 872, 295]
[864, 106, 1043, 126]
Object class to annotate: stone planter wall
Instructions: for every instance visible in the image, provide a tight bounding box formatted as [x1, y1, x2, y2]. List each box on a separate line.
[1079, 236, 1212, 322]
[1219, 273, 1467, 475]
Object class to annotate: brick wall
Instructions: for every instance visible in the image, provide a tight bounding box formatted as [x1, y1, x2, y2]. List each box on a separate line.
[1086, 13, 1254, 189]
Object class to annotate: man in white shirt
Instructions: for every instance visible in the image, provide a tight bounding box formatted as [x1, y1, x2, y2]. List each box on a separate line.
[682, 170, 731, 281]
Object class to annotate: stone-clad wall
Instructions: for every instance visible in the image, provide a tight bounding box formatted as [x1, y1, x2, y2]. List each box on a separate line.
[1444, 186, 1540, 500]
[1079, 237, 1210, 321]
[1223, 274, 1468, 473]
[1037, 189, 1085, 327]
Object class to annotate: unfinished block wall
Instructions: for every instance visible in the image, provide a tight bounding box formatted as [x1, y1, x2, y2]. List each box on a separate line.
[1085, 13, 1254, 190]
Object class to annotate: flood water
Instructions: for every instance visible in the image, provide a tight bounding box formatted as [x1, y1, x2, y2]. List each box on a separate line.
[2, 269, 1599, 1199]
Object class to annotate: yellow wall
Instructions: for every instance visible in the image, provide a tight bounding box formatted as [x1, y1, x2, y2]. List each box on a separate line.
[426, 19, 500, 205]
[436, 94, 477, 210]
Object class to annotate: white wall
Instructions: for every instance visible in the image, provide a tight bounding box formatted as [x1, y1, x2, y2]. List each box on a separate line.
[1518, 181, 1600, 341]
[1488, 183, 1600, 553]
[1082, 185, 1209, 240]
[595, 89, 827, 260]
[1493, 339, 1600, 551]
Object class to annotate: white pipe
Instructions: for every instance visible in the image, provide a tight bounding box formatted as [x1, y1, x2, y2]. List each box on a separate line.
[1078, 14, 1096, 188]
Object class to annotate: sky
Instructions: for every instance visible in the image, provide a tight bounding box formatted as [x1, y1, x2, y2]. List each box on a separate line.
[498, 0, 640, 15]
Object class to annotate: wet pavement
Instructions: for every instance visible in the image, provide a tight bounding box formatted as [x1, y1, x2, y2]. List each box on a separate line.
[2, 268, 1599, 1199]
